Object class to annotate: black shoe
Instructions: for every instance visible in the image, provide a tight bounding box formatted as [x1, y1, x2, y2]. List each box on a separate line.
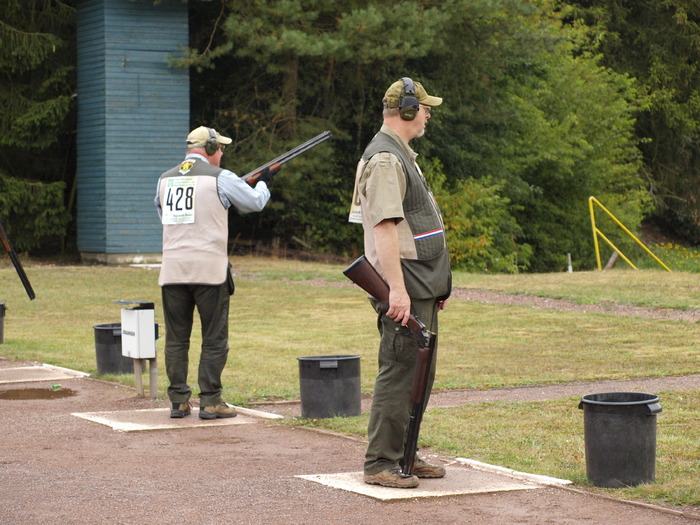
[170, 401, 192, 418]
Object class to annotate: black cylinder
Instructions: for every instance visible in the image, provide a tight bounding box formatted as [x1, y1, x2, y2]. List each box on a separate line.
[578, 392, 662, 488]
[0, 303, 5, 344]
[297, 355, 361, 418]
[93, 323, 134, 374]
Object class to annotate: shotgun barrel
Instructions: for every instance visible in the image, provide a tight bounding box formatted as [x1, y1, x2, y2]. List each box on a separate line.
[241, 130, 332, 185]
[0, 221, 36, 300]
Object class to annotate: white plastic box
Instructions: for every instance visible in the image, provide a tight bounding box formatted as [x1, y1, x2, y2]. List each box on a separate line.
[116, 301, 156, 359]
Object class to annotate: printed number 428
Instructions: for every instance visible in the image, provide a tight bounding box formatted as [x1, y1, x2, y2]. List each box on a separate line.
[166, 186, 194, 211]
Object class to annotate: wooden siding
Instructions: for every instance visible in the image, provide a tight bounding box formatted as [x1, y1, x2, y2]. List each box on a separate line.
[76, 0, 189, 257]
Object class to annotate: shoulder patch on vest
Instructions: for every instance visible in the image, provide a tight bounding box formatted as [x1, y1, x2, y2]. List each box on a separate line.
[179, 160, 195, 174]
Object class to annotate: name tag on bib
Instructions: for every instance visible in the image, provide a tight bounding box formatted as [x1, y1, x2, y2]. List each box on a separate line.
[162, 176, 197, 225]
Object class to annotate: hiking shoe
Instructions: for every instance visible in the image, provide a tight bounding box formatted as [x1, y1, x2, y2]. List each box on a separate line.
[199, 402, 237, 420]
[363, 466, 419, 488]
[170, 401, 192, 419]
[411, 457, 446, 478]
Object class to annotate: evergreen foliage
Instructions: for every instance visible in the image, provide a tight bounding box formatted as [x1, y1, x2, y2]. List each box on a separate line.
[0, 172, 70, 253]
[562, 0, 700, 244]
[2, 0, 696, 271]
[0, 0, 76, 252]
[181, 0, 645, 271]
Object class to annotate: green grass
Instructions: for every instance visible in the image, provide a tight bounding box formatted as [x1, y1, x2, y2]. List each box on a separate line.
[452, 268, 700, 309]
[1, 256, 699, 509]
[300, 391, 700, 507]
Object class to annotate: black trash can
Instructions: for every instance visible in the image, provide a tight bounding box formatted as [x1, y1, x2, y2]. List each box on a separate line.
[93, 323, 135, 374]
[0, 303, 5, 344]
[297, 355, 361, 418]
[578, 392, 662, 488]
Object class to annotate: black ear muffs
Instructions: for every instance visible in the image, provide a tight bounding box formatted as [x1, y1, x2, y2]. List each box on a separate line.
[399, 77, 420, 121]
[204, 127, 219, 155]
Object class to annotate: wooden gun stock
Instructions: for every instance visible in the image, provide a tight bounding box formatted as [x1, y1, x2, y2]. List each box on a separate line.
[342, 255, 426, 337]
[0, 221, 36, 300]
[242, 130, 332, 185]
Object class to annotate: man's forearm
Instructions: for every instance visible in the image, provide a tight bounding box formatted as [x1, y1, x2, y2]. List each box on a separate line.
[373, 219, 411, 325]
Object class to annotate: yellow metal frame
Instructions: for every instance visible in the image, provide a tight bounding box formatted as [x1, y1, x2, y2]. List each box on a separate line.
[588, 196, 671, 272]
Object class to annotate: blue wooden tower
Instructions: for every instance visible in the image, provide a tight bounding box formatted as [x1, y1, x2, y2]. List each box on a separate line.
[76, 0, 189, 262]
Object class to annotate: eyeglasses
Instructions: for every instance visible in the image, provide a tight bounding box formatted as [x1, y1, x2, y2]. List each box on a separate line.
[421, 105, 431, 116]
[218, 144, 226, 152]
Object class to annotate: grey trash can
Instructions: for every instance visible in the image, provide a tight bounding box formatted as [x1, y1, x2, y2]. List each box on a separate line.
[93, 323, 135, 374]
[578, 392, 662, 488]
[0, 303, 5, 344]
[297, 355, 361, 418]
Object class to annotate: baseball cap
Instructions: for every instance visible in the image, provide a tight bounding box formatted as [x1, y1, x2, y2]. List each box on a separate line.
[383, 78, 443, 109]
[186, 126, 233, 148]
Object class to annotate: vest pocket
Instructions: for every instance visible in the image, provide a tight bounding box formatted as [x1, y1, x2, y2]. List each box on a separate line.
[401, 250, 452, 300]
[412, 229, 445, 260]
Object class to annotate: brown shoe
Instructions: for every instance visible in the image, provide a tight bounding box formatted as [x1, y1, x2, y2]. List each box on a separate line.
[364, 466, 419, 488]
[411, 457, 446, 478]
[170, 401, 192, 419]
[199, 402, 237, 420]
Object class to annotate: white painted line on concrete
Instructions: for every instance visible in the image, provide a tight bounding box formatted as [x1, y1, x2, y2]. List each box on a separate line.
[41, 363, 91, 377]
[456, 457, 572, 486]
[234, 406, 285, 420]
[0, 364, 90, 384]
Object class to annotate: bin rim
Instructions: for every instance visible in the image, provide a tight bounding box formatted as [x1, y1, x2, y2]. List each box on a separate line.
[297, 354, 361, 361]
[580, 392, 659, 406]
[93, 322, 122, 329]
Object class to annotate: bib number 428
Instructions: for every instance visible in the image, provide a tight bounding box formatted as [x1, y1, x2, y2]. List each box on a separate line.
[162, 177, 197, 224]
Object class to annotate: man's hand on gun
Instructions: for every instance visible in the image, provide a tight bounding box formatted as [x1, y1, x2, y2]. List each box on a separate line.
[387, 288, 412, 327]
[255, 164, 281, 184]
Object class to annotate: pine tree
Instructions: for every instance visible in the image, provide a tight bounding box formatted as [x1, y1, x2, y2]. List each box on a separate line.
[0, 0, 75, 252]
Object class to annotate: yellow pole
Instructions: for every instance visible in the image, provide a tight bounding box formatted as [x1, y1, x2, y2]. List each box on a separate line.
[588, 196, 671, 272]
[589, 197, 603, 270]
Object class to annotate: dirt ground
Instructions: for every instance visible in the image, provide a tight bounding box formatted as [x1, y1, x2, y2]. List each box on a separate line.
[0, 361, 699, 524]
[1, 287, 700, 524]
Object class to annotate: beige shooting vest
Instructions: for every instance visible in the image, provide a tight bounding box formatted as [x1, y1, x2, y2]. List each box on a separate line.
[158, 158, 228, 286]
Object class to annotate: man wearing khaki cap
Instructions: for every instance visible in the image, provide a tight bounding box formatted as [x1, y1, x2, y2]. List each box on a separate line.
[155, 126, 279, 420]
[356, 78, 451, 488]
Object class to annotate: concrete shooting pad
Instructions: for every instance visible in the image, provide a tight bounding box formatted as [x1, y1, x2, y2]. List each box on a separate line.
[0, 364, 90, 384]
[72, 405, 283, 432]
[297, 458, 571, 501]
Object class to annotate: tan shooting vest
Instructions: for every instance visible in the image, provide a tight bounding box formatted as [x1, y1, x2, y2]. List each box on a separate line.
[158, 158, 228, 286]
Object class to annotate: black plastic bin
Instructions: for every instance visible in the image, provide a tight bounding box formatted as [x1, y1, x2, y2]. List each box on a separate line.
[578, 392, 662, 488]
[93, 323, 135, 374]
[297, 355, 361, 418]
[0, 303, 5, 344]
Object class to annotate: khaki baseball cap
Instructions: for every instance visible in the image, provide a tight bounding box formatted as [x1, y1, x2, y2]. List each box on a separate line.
[383, 78, 443, 108]
[186, 126, 233, 148]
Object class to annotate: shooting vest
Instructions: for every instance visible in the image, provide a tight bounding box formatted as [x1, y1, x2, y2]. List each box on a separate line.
[158, 158, 228, 286]
[362, 131, 451, 300]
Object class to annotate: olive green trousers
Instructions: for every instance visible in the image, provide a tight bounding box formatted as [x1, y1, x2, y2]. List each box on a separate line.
[162, 283, 230, 408]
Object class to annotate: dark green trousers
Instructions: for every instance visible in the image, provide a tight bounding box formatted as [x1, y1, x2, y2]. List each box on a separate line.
[162, 283, 230, 408]
[364, 298, 439, 475]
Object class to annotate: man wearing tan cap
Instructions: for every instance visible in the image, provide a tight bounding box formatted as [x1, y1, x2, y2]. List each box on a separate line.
[155, 126, 279, 420]
[356, 78, 451, 488]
